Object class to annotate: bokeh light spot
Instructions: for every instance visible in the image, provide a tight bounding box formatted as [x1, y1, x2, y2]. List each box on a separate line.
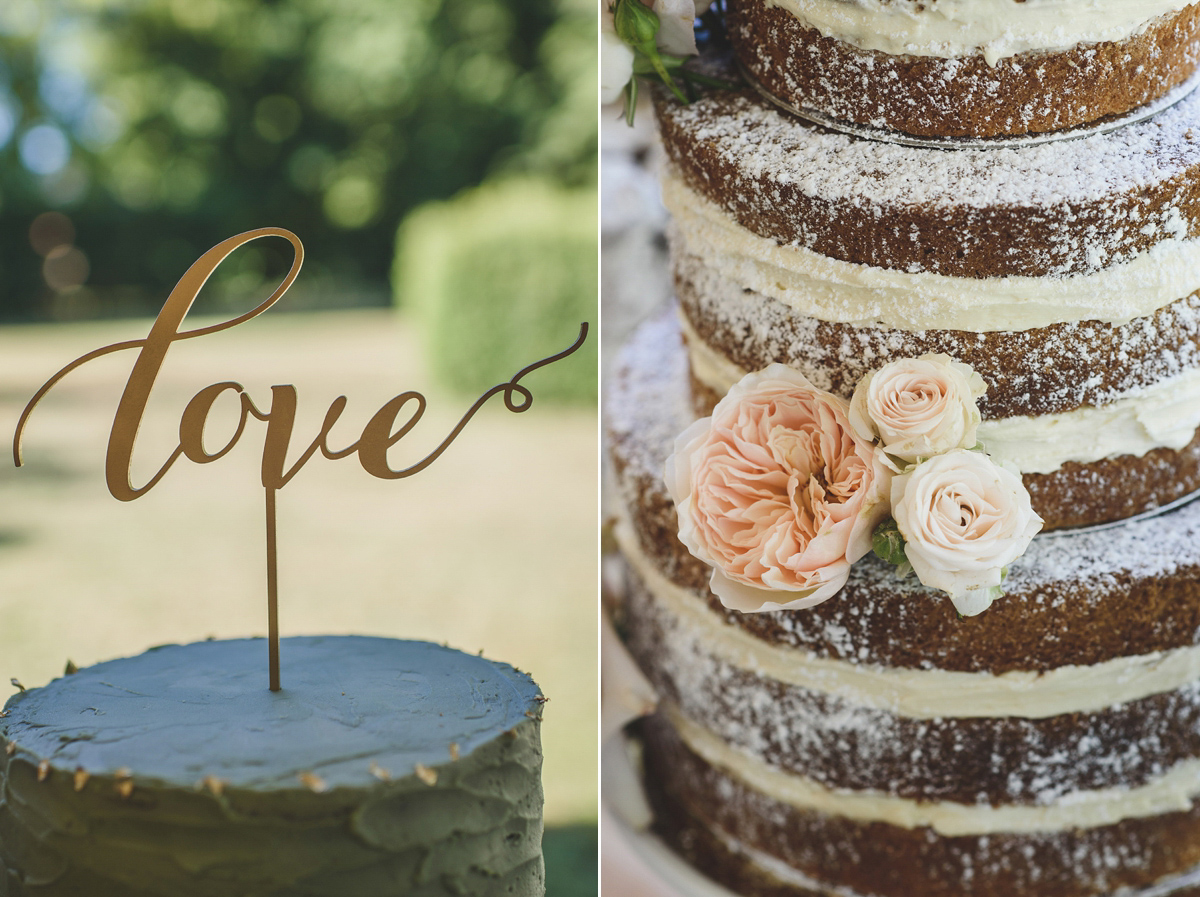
[162, 159, 209, 209]
[78, 98, 123, 149]
[457, 54, 512, 105]
[19, 124, 70, 175]
[171, 82, 226, 138]
[287, 144, 335, 193]
[29, 211, 74, 256]
[42, 244, 88, 292]
[111, 152, 161, 210]
[0, 0, 40, 37]
[170, 0, 220, 31]
[323, 175, 380, 229]
[39, 68, 88, 122]
[42, 163, 90, 207]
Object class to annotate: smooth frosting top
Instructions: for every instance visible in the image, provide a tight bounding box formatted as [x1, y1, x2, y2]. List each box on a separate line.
[766, 0, 1195, 65]
[0, 636, 542, 789]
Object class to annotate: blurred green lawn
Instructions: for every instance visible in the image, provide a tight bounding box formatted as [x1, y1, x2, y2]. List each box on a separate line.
[0, 308, 597, 836]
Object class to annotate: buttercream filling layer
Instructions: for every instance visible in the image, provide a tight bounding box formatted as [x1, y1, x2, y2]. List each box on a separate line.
[707, 824, 1200, 897]
[680, 314, 1200, 474]
[668, 704, 1200, 835]
[711, 826, 871, 897]
[618, 523, 1200, 720]
[763, 0, 1193, 65]
[664, 172, 1200, 332]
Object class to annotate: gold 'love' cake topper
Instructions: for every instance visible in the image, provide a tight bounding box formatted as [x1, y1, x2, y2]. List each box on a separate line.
[11, 227, 588, 692]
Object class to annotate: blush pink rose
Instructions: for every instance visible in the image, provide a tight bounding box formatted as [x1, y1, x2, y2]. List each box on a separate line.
[849, 354, 987, 471]
[665, 364, 892, 612]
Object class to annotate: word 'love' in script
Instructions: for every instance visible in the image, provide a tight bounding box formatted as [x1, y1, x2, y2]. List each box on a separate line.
[13, 227, 588, 691]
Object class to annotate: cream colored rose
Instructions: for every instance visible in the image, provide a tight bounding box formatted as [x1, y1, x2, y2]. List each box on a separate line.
[892, 449, 1042, 617]
[651, 0, 708, 56]
[600, 11, 635, 105]
[850, 354, 986, 469]
[665, 364, 892, 613]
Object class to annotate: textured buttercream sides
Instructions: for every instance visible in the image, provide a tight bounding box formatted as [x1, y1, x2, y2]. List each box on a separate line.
[669, 705, 1200, 836]
[681, 314, 1200, 474]
[763, 0, 1194, 64]
[0, 637, 545, 897]
[664, 171, 1200, 332]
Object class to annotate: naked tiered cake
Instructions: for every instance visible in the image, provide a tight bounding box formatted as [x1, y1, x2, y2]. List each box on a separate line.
[607, 3, 1200, 894]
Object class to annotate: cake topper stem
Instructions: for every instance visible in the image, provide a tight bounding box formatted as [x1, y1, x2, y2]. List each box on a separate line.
[266, 486, 281, 692]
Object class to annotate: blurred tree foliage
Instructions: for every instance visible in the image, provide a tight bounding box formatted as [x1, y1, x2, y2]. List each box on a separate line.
[0, 0, 596, 321]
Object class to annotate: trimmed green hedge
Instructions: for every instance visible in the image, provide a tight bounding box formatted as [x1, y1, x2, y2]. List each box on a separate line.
[393, 178, 597, 403]
[544, 822, 598, 897]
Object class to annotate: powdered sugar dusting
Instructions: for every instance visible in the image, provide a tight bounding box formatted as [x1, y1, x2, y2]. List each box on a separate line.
[646, 706, 1200, 897]
[607, 311, 696, 520]
[612, 311, 1200, 590]
[668, 78, 1200, 209]
[658, 61, 1200, 278]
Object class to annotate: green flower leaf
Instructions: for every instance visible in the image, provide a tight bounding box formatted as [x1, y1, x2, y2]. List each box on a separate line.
[622, 76, 638, 127]
[872, 518, 909, 570]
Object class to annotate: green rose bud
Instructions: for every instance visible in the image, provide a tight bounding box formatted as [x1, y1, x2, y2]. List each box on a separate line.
[613, 0, 660, 56]
[611, 0, 687, 103]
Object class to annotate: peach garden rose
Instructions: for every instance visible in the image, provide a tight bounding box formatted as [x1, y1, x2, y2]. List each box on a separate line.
[666, 364, 892, 613]
[849, 354, 986, 470]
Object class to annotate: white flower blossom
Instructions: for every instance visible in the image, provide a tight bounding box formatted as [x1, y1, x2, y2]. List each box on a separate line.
[892, 449, 1042, 616]
[600, 11, 635, 105]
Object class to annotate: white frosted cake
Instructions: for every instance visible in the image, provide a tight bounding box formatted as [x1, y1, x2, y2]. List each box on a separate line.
[0, 637, 545, 896]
